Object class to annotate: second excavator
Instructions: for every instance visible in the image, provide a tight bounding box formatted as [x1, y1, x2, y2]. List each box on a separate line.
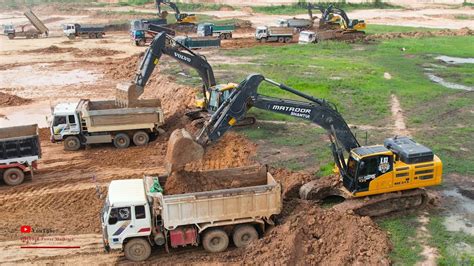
[165, 74, 443, 216]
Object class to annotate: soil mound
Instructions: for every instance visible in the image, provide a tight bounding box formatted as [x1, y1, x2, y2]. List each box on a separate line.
[0, 92, 32, 107]
[236, 199, 391, 265]
[271, 168, 313, 198]
[24, 45, 79, 54]
[72, 48, 124, 58]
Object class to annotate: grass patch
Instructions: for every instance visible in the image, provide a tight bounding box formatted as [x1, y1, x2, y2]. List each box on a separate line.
[252, 1, 399, 15]
[427, 216, 474, 265]
[379, 215, 423, 265]
[454, 14, 474, 20]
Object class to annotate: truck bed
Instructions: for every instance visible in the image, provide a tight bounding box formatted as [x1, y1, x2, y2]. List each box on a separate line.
[145, 165, 282, 231]
[0, 124, 41, 162]
[78, 100, 163, 133]
[24, 10, 48, 34]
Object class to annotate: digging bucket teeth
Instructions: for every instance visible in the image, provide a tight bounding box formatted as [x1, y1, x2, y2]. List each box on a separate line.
[165, 129, 205, 174]
[115, 82, 144, 108]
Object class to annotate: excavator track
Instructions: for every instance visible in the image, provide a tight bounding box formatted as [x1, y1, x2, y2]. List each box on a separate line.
[300, 177, 428, 217]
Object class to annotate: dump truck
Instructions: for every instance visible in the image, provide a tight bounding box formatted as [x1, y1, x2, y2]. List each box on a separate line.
[255, 26, 293, 43]
[0, 124, 41, 186]
[4, 10, 48, 39]
[63, 23, 105, 39]
[197, 23, 235, 39]
[173, 36, 221, 49]
[50, 99, 164, 151]
[101, 165, 282, 262]
[277, 18, 312, 30]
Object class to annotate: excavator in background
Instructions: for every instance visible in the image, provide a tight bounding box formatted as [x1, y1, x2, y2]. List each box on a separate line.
[165, 74, 443, 216]
[155, 0, 197, 25]
[116, 32, 254, 125]
[303, 3, 366, 42]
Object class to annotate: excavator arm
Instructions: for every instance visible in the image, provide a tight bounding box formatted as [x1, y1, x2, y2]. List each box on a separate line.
[184, 74, 360, 176]
[116, 32, 216, 107]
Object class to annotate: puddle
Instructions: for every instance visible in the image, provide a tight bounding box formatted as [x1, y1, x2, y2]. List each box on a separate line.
[436, 56, 474, 65]
[442, 188, 474, 235]
[426, 73, 473, 91]
[0, 65, 100, 88]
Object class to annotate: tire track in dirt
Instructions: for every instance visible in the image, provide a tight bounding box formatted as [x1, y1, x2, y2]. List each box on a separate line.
[390, 94, 409, 136]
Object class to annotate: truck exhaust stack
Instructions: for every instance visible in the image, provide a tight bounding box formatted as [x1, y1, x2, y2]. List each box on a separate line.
[165, 129, 204, 173]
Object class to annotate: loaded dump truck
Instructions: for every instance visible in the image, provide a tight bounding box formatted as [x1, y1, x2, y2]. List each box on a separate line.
[50, 99, 164, 150]
[255, 26, 293, 43]
[173, 36, 221, 49]
[63, 23, 105, 39]
[101, 165, 282, 262]
[4, 10, 48, 39]
[197, 23, 235, 39]
[0, 124, 41, 186]
[277, 18, 312, 30]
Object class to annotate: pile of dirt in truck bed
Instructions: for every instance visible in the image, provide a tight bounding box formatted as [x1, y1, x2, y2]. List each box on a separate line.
[366, 27, 473, 41]
[0, 92, 32, 107]
[233, 199, 391, 265]
[271, 168, 314, 198]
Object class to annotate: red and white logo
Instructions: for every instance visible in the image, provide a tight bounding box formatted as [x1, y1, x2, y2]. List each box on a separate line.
[20, 225, 32, 233]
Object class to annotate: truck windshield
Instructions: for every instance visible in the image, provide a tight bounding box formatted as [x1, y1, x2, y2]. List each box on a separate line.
[52, 116, 66, 126]
[347, 156, 358, 179]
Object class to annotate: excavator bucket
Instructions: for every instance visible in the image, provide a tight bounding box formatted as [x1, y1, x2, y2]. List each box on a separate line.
[115, 82, 143, 108]
[165, 129, 204, 173]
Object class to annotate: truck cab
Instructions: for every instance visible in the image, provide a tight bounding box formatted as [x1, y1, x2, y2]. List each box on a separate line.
[197, 23, 213, 37]
[50, 102, 80, 142]
[63, 23, 76, 37]
[298, 31, 316, 44]
[255, 26, 268, 40]
[277, 19, 289, 27]
[101, 179, 152, 252]
[3, 24, 15, 35]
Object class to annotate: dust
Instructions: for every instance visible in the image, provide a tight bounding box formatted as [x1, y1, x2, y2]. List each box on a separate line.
[0, 92, 32, 107]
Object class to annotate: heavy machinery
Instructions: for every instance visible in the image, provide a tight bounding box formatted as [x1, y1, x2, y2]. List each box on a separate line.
[4, 10, 48, 39]
[165, 74, 442, 216]
[305, 3, 366, 42]
[155, 0, 197, 25]
[117, 32, 253, 125]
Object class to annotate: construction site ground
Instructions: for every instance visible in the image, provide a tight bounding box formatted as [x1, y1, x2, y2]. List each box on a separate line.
[0, 2, 473, 265]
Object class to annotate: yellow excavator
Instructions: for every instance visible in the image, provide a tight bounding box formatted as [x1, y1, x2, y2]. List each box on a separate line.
[165, 74, 442, 216]
[156, 0, 197, 25]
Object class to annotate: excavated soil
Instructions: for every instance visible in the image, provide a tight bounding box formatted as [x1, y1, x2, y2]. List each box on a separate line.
[0, 92, 32, 107]
[24, 45, 124, 58]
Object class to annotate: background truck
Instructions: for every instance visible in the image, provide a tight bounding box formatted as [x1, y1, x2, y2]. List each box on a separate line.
[197, 23, 235, 39]
[0, 124, 41, 186]
[101, 165, 282, 262]
[50, 99, 164, 151]
[130, 18, 169, 46]
[3, 10, 48, 39]
[63, 23, 105, 39]
[255, 26, 293, 43]
[173, 36, 220, 49]
[277, 18, 312, 30]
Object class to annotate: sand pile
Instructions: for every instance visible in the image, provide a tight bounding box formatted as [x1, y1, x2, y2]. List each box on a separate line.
[0, 92, 32, 107]
[235, 199, 391, 265]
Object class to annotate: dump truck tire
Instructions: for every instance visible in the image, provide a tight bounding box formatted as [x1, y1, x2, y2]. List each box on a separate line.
[8, 33, 14, 39]
[114, 133, 130, 149]
[68, 35, 75, 40]
[133, 131, 149, 146]
[64, 136, 81, 151]
[232, 225, 258, 248]
[124, 238, 151, 262]
[203, 229, 229, 253]
[278, 37, 285, 43]
[3, 168, 25, 186]
[284, 37, 291, 43]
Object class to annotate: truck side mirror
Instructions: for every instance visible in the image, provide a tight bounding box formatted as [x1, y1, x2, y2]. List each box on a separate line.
[359, 161, 365, 169]
[108, 217, 118, 225]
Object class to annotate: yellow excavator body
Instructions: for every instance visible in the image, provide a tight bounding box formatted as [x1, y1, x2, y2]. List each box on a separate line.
[180, 14, 197, 24]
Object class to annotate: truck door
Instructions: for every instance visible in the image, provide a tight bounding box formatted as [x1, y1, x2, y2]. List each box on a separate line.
[106, 206, 135, 247]
[67, 114, 80, 133]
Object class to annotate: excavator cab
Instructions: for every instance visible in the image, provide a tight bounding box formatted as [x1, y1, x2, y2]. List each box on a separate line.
[207, 84, 237, 112]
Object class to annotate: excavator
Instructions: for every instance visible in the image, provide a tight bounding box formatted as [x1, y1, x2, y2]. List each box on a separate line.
[165, 74, 443, 216]
[155, 0, 197, 25]
[116, 32, 254, 125]
[307, 3, 366, 41]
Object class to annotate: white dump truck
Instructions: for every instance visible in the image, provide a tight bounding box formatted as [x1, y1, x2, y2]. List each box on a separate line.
[255, 26, 293, 43]
[101, 165, 282, 262]
[277, 18, 312, 30]
[50, 99, 164, 150]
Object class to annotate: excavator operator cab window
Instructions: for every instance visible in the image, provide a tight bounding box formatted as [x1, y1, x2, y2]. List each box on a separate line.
[208, 90, 220, 112]
[355, 155, 393, 192]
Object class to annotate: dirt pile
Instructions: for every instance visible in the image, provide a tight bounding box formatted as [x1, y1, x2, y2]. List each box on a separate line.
[24, 45, 80, 54]
[236, 199, 391, 265]
[103, 54, 141, 80]
[366, 27, 474, 41]
[72, 48, 124, 58]
[271, 168, 314, 198]
[0, 92, 32, 107]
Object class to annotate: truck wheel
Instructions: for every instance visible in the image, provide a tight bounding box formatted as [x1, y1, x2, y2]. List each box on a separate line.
[33, 33, 38, 39]
[232, 225, 258, 248]
[284, 37, 291, 43]
[113, 133, 130, 149]
[96, 33, 103, 39]
[124, 238, 151, 262]
[3, 168, 25, 186]
[219, 33, 225, 40]
[89, 33, 95, 39]
[227, 33, 232, 39]
[8, 33, 14, 40]
[260, 38, 266, 43]
[138, 39, 145, 46]
[64, 136, 81, 151]
[68, 35, 75, 40]
[133, 131, 149, 146]
[278, 37, 285, 43]
[202, 229, 229, 253]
